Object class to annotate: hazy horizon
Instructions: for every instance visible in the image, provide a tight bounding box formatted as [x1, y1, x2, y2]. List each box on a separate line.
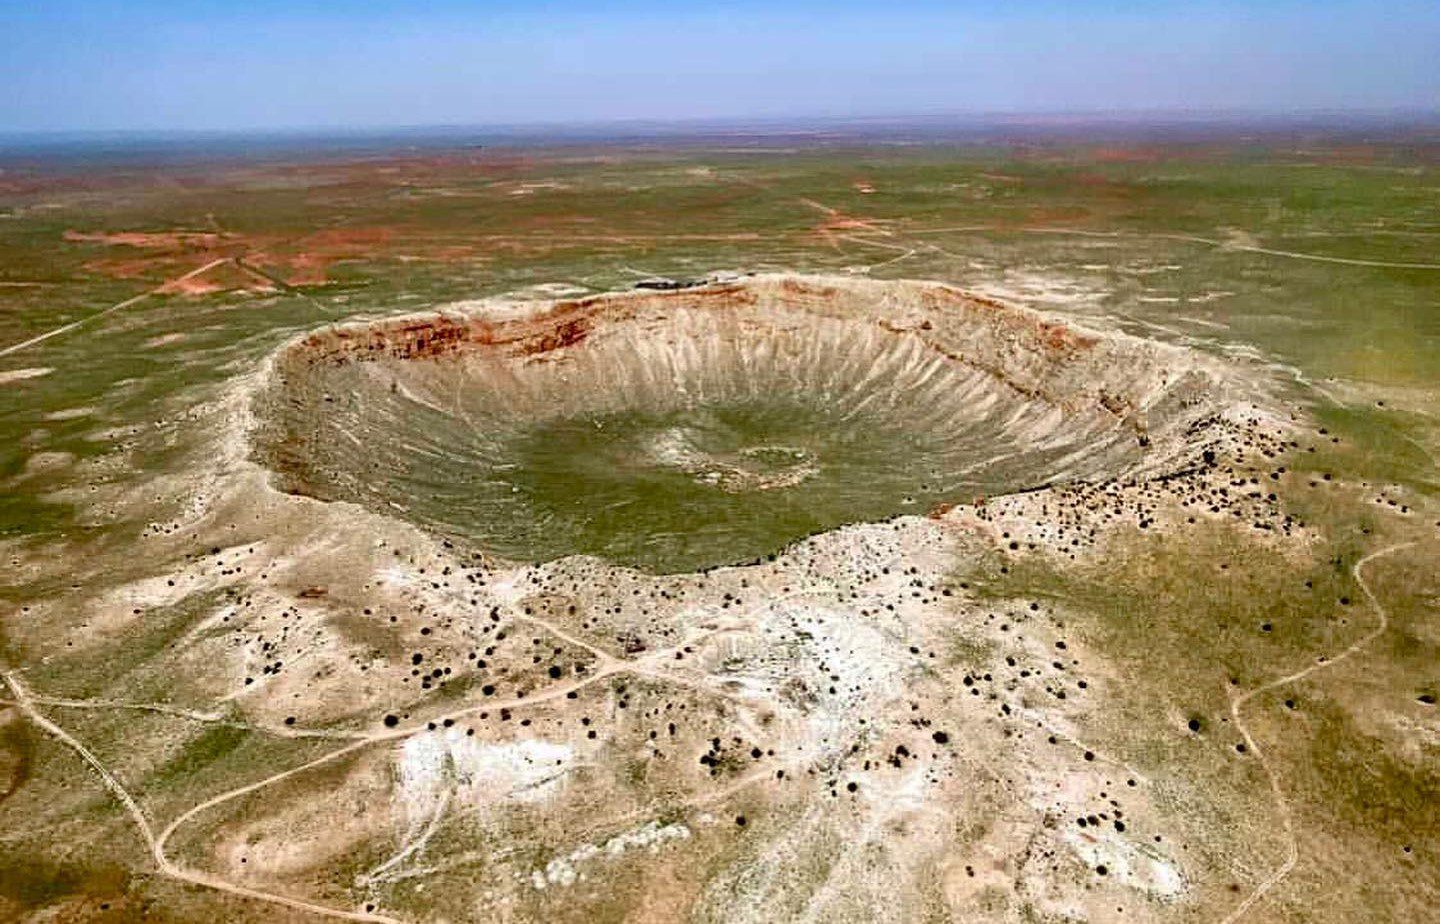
[5, 1, 1438, 133]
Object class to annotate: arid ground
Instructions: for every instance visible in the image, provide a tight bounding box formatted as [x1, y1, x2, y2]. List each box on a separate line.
[1, 124, 1438, 923]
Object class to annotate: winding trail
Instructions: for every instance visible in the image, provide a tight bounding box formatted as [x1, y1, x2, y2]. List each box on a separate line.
[8, 509, 1418, 921]
[152, 584, 837, 867]
[1, 671, 397, 924]
[0, 694, 368, 741]
[901, 225, 1440, 270]
[0, 259, 230, 359]
[234, 256, 334, 314]
[1219, 540, 1417, 924]
[723, 168, 1440, 273]
[0, 584, 806, 921]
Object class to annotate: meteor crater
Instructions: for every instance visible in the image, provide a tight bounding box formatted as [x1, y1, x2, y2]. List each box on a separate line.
[252, 275, 1231, 572]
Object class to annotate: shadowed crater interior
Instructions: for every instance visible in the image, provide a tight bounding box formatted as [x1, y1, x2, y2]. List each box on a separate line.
[252, 275, 1230, 571]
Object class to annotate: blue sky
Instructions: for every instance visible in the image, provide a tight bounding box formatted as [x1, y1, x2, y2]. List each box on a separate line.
[3, 1, 1437, 132]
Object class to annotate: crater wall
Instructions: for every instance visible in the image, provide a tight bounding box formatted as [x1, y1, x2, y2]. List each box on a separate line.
[251, 275, 1241, 571]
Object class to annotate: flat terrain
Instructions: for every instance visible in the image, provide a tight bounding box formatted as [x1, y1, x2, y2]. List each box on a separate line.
[1, 124, 1438, 923]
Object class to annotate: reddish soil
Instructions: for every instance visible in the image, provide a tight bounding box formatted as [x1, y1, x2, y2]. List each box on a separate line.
[155, 274, 225, 296]
[1037, 319, 1099, 353]
[814, 213, 885, 235]
[297, 284, 760, 366]
[248, 226, 396, 285]
[65, 224, 414, 292]
[920, 286, 1097, 360]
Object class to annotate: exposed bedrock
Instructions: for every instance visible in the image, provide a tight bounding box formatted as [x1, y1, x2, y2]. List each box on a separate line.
[251, 275, 1244, 572]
